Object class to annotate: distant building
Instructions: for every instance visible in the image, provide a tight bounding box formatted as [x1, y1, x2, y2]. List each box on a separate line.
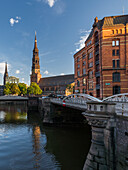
[39, 74, 74, 95]
[74, 14, 128, 99]
[4, 63, 19, 85]
[0, 85, 4, 96]
[30, 32, 74, 95]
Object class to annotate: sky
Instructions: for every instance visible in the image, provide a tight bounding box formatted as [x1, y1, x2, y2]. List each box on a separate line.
[0, 0, 127, 85]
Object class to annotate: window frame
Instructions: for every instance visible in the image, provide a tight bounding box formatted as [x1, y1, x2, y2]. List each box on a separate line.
[113, 60, 115, 68]
[113, 72, 120, 82]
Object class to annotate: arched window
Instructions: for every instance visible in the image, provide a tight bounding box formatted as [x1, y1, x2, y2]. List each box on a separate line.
[113, 72, 120, 82]
[112, 30, 114, 34]
[113, 86, 120, 95]
[120, 29, 122, 34]
[116, 30, 118, 34]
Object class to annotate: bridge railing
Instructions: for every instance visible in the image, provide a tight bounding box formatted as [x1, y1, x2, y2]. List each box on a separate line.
[103, 93, 128, 116]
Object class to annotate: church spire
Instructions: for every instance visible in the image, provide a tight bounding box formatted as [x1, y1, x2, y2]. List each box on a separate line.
[4, 62, 8, 85]
[34, 31, 37, 49]
[5, 62, 8, 74]
[31, 32, 42, 84]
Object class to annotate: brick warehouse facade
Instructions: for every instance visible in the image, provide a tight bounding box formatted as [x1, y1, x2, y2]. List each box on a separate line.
[74, 15, 128, 99]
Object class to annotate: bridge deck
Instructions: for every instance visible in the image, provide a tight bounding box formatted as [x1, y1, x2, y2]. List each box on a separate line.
[0, 96, 28, 101]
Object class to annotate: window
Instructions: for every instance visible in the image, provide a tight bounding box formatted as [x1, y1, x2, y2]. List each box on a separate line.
[113, 60, 115, 68]
[83, 68, 86, 75]
[112, 40, 119, 46]
[112, 50, 115, 56]
[89, 71, 93, 79]
[117, 60, 120, 68]
[96, 64, 99, 72]
[112, 30, 114, 34]
[88, 52, 93, 59]
[77, 80, 80, 87]
[78, 64, 80, 68]
[112, 41, 115, 46]
[117, 49, 119, 56]
[83, 61, 86, 66]
[77, 57, 80, 62]
[116, 30, 118, 34]
[89, 62, 93, 68]
[77, 71, 80, 76]
[88, 80, 93, 90]
[113, 86, 120, 95]
[116, 40, 119, 46]
[87, 40, 92, 47]
[82, 53, 86, 59]
[83, 78, 86, 86]
[120, 29, 122, 34]
[113, 72, 120, 82]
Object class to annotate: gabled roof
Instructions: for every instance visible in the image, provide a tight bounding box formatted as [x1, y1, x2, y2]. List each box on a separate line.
[86, 14, 128, 42]
[39, 74, 74, 87]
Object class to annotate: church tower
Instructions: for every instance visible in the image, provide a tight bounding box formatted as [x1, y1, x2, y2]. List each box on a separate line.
[4, 62, 9, 85]
[30, 32, 42, 84]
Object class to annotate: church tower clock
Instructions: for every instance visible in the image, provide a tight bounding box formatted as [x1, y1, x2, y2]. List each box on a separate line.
[30, 32, 42, 84]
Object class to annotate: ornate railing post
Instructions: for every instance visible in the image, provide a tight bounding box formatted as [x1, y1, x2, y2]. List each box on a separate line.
[83, 102, 116, 170]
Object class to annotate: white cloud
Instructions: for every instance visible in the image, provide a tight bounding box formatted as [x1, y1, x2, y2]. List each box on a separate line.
[75, 29, 91, 52]
[46, 0, 57, 7]
[54, 0, 65, 14]
[0, 62, 11, 75]
[9, 16, 21, 26]
[16, 70, 20, 74]
[36, 0, 57, 7]
[21, 78, 24, 83]
[44, 70, 49, 75]
[0, 63, 5, 75]
[60, 73, 64, 75]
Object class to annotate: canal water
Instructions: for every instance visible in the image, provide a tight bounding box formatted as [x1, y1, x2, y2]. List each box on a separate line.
[0, 104, 91, 170]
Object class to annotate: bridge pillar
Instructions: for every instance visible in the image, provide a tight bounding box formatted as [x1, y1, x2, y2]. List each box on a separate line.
[83, 102, 116, 170]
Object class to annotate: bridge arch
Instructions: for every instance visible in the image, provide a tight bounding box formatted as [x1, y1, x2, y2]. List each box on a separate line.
[103, 93, 128, 102]
[63, 94, 102, 104]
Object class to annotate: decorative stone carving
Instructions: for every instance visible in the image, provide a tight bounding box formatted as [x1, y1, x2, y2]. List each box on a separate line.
[86, 117, 108, 128]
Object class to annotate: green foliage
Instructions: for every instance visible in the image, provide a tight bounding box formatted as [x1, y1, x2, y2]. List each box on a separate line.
[10, 83, 20, 95]
[4, 82, 11, 95]
[4, 83, 21, 95]
[27, 82, 42, 95]
[18, 83, 27, 95]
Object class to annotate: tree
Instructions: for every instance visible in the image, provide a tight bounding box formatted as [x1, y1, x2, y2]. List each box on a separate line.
[18, 83, 27, 95]
[10, 83, 20, 95]
[27, 82, 42, 95]
[4, 82, 11, 95]
[66, 84, 72, 92]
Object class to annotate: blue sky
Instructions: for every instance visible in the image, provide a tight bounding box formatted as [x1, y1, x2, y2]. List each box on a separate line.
[0, 0, 127, 85]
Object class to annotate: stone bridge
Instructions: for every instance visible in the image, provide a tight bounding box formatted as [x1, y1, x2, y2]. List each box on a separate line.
[45, 93, 128, 169]
[50, 93, 128, 116]
[50, 94, 102, 111]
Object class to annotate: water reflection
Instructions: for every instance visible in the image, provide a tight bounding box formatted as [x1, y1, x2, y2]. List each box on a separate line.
[0, 105, 91, 170]
[32, 126, 41, 169]
[0, 104, 27, 123]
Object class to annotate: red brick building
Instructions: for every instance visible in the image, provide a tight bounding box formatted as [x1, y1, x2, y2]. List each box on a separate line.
[74, 15, 128, 99]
